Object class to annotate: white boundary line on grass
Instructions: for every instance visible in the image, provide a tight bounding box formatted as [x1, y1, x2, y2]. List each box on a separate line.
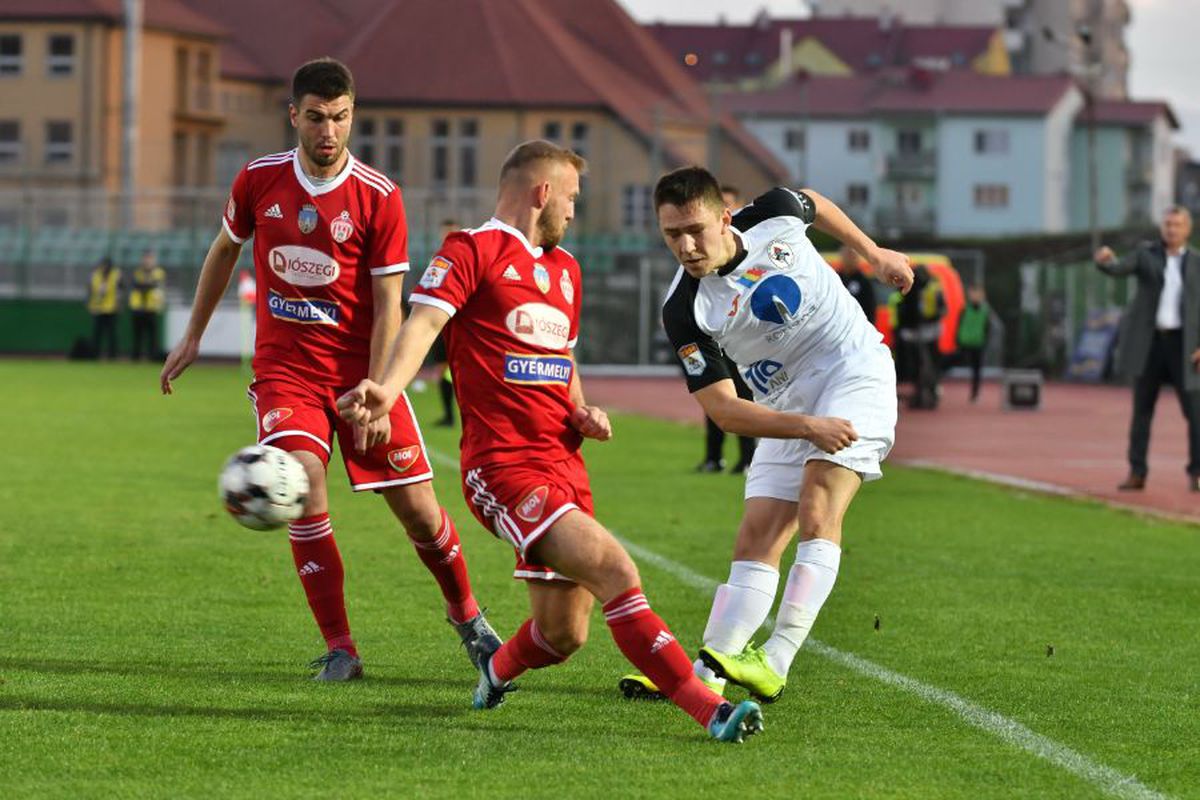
[425, 446, 1169, 800]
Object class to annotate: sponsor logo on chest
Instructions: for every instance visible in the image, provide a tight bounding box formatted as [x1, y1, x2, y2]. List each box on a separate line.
[502, 353, 573, 386]
[267, 289, 340, 325]
[269, 245, 340, 286]
[505, 302, 571, 349]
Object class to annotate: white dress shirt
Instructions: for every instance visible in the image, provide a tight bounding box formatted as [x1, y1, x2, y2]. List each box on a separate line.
[1156, 249, 1184, 331]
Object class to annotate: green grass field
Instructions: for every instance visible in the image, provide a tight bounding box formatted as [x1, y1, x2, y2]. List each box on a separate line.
[0, 359, 1196, 799]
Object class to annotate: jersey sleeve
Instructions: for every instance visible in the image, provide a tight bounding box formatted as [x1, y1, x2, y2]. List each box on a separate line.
[732, 187, 816, 232]
[408, 232, 480, 319]
[661, 269, 732, 393]
[366, 188, 410, 276]
[222, 166, 255, 244]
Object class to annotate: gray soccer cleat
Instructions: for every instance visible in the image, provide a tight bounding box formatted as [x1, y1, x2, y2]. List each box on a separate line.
[452, 610, 503, 672]
[471, 651, 517, 710]
[308, 648, 363, 682]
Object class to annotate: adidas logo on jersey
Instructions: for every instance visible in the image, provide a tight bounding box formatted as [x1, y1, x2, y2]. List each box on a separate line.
[650, 630, 676, 654]
[502, 265, 522, 281]
[264, 203, 283, 219]
[298, 560, 324, 576]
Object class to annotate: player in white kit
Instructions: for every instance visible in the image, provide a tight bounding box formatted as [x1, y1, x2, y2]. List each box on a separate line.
[621, 167, 913, 703]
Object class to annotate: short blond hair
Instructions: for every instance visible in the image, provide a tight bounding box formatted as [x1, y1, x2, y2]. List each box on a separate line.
[500, 139, 588, 182]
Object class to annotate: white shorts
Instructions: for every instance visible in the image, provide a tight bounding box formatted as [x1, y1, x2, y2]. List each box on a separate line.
[744, 344, 897, 502]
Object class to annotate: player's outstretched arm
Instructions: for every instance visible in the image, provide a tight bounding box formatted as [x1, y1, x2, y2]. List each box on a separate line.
[337, 303, 449, 425]
[803, 187, 913, 294]
[160, 228, 242, 394]
[694, 379, 857, 453]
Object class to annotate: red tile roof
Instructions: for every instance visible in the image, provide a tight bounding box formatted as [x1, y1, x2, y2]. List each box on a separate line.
[1086, 100, 1179, 129]
[1, 0, 225, 38]
[722, 71, 1078, 118]
[646, 16, 998, 83]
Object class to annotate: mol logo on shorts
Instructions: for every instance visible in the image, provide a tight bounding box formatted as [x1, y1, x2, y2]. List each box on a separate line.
[516, 485, 549, 522]
[503, 354, 573, 386]
[261, 407, 293, 433]
[267, 289, 340, 325]
[387, 445, 421, 473]
[269, 245, 340, 286]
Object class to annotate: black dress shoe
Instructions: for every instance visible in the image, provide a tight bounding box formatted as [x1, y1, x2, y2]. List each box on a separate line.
[695, 459, 725, 473]
[1117, 474, 1146, 491]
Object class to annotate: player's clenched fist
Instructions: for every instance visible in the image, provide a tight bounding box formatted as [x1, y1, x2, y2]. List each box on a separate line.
[870, 247, 914, 294]
[570, 405, 612, 442]
[805, 416, 858, 454]
[336, 379, 396, 426]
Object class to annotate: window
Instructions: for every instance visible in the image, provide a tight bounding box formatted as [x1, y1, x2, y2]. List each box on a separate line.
[571, 122, 588, 159]
[543, 121, 561, 141]
[897, 129, 922, 154]
[173, 132, 187, 186]
[431, 119, 449, 186]
[458, 118, 478, 188]
[196, 132, 211, 185]
[847, 128, 870, 152]
[974, 129, 1010, 155]
[0, 34, 21, 75]
[45, 121, 73, 164]
[973, 183, 1009, 208]
[847, 183, 870, 206]
[0, 120, 19, 163]
[195, 50, 212, 110]
[383, 118, 403, 180]
[621, 184, 652, 229]
[47, 34, 74, 76]
[174, 47, 188, 109]
[784, 128, 805, 151]
[357, 117, 376, 166]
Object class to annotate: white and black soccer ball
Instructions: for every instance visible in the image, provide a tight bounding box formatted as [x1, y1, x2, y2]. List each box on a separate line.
[218, 445, 310, 531]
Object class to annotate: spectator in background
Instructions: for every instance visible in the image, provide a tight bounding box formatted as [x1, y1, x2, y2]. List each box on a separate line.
[430, 218, 459, 427]
[957, 285, 990, 403]
[1095, 205, 1200, 492]
[696, 186, 756, 473]
[835, 244, 877, 325]
[87, 256, 121, 359]
[897, 265, 945, 409]
[129, 249, 166, 361]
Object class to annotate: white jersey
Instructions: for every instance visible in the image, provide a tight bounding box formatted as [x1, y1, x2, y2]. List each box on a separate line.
[662, 187, 884, 408]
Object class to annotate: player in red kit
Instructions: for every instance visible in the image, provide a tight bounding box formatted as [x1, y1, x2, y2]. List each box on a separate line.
[337, 140, 764, 742]
[160, 58, 499, 681]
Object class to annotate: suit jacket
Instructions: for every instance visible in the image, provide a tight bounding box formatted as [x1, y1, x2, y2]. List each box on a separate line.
[1097, 240, 1200, 391]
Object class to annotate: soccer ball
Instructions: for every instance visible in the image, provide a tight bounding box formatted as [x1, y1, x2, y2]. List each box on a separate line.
[218, 445, 310, 530]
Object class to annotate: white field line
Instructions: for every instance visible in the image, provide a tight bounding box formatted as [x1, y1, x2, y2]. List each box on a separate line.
[426, 446, 1169, 800]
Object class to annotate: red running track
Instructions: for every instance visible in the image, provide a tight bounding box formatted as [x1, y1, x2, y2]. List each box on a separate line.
[580, 374, 1199, 526]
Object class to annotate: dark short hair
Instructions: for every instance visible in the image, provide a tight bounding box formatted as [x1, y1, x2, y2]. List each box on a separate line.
[291, 58, 355, 104]
[654, 166, 724, 214]
[500, 139, 588, 181]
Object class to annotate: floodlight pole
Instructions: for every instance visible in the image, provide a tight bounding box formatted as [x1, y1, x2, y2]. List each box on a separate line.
[121, 0, 142, 229]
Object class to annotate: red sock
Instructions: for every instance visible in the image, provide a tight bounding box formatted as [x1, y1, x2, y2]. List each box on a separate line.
[289, 513, 357, 658]
[603, 587, 724, 728]
[489, 618, 567, 682]
[408, 508, 480, 624]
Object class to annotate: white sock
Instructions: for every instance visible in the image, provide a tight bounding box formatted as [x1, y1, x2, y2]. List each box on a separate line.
[693, 560, 779, 684]
[762, 538, 841, 677]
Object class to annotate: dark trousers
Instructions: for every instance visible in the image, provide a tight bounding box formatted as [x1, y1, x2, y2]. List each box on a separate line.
[963, 346, 984, 400]
[903, 339, 939, 409]
[1128, 329, 1200, 477]
[704, 370, 756, 467]
[131, 311, 159, 361]
[92, 313, 118, 359]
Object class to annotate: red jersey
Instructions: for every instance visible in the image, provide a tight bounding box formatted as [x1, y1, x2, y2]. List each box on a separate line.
[223, 148, 409, 386]
[410, 218, 583, 469]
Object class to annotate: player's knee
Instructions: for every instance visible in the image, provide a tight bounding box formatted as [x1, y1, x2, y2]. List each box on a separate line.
[541, 618, 589, 656]
[605, 552, 641, 597]
[798, 503, 837, 540]
[382, 487, 442, 540]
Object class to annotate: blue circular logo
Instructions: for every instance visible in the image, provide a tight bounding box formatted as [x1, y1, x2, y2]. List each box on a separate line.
[749, 275, 802, 324]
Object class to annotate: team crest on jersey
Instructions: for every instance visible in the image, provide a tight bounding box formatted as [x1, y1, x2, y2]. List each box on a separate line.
[419, 256, 452, 289]
[261, 407, 293, 433]
[767, 240, 794, 267]
[559, 270, 574, 304]
[297, 204, 319, 235]
[533, 263, 551, 294]
[677, 343, 707, 376]
[387, 445, 421, 473]
[515, 485, 550, 522]
[330, 210, 354, 243]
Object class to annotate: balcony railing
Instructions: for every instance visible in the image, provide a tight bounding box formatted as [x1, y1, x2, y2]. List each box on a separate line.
[885, 151, 936, 180]
[875, 206, 936, 235]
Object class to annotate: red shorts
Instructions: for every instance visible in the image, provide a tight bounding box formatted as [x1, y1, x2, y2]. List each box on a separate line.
[461, 452, 593, 582]
[247, 373, 433, 492]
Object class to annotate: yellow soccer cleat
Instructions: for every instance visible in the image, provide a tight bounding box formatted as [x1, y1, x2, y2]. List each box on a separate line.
[618, 673, 725, 700]
[698, 643, 785, 703]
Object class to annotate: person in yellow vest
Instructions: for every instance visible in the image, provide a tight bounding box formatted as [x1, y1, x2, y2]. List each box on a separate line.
[87, 256, 122, 359]
[129, 249, 166, 361]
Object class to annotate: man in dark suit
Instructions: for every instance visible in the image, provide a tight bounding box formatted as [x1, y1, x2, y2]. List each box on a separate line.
[1095, 205, 1200, 492]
